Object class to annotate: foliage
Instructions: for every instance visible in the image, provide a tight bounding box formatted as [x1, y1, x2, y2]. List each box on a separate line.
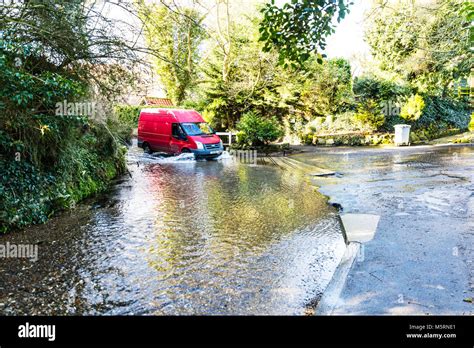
[304, 111, 371, 136]
[469, 114, 474, 131]
[307, 133, 394, 146]
[139, 3, 206, 105]
[200, 18, 355, 131]
[400, 94, 425, 122]
[200, 15, 290, 130]
[236, 112, 284, 146]
[354, 99, 385, 131]
[461, 1, 474, 44]
[353, 75, 411, 103]
[0, 1, 144, 232]
[358, 1, 471, 136]
[299, 58, 354, 118]
[410, 127, 464, 144]
[352, 75, 414, 131]
[142, 0, 469, 146]
[0, 0, 152, 99]
[259, 0, 352, 67]
[0, 125, 126, 232]
[365, 4, 422, 73]
[365, 0, 471, 96]
[415, 96, 471, 130]
[115, 105, 142, 127]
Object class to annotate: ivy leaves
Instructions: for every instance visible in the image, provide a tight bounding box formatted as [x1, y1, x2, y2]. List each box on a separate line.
[259, 0, 352, 68]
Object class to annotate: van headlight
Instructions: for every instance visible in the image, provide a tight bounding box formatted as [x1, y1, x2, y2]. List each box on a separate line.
[195, 141, 204, 150]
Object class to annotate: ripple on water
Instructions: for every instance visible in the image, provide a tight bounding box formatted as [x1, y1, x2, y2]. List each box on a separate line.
[0, 146, 345, 315]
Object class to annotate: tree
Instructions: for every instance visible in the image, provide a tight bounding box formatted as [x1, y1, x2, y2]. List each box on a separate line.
[365, 0, 471, 96]
[259, 0, 352, 67]
[353, 75, 411, 106]
[214, 0, 233, 83]
[400, 94, 425, 122]
[355, 99, 385, 131]
[237, 112, 284, 146]
[0, 0, 153, 230]
[200, 14, 288, 130]
[0, 0, 148, 166]
[139, 3, 206, 105]
[299, 58, 354, 118]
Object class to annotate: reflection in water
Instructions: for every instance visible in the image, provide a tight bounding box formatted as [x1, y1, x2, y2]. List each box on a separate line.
[0, 148, 345, 315]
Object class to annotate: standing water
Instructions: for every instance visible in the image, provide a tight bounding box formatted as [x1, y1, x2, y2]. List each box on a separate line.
[0, 146, 345, 315]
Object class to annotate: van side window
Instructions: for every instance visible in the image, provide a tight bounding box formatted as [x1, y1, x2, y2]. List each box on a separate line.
[172, 123, 181, 137]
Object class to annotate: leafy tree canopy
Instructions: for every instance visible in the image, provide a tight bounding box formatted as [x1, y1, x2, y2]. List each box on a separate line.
[259, 0, 352, 67]
[138, 2, 206, 105]
[365, 0, 472, 96]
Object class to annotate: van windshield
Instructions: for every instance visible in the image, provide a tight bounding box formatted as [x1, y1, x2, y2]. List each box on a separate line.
[181, 122, 214, 136]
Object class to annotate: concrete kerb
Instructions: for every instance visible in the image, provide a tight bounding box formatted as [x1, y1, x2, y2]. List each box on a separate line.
[315, 210, 380, 315]
[315, 241, 361, 315]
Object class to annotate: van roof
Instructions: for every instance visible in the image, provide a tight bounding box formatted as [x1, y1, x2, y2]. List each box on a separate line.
[140, 108, 204, 123]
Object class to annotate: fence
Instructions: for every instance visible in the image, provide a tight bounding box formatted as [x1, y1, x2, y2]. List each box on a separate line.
[216, 132, 238, 146]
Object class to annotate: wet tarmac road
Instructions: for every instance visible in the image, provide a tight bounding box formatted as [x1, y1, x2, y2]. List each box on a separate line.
[293, 145, 474, 314]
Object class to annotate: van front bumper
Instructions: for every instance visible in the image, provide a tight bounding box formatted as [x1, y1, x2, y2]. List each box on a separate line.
[191, 148, 223, 158]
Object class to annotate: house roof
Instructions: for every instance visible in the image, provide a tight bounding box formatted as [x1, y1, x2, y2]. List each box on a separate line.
[142, 97, 174, 106]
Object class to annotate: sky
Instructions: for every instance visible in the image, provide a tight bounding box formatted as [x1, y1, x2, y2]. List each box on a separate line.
[324, 1, 371, 62]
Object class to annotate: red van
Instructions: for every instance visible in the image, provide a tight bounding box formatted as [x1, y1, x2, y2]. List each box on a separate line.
[137, 108, 223, 159]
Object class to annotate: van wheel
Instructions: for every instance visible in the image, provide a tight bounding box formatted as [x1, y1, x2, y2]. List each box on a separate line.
[143, 143, 152, 154]
[181, 148, 191, 154]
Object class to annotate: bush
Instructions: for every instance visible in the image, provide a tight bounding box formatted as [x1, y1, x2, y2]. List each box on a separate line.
[414, 96, 470, 130]
[410, 127, 461, 143]
[351, 75, 412, 132]
[237, 112, 284, 146]
[0, 12, 131, 233]
[353, 75, 411, 103]
[310, 133, 393, 147]
[354, 99, 385, 131]
[400, 94, 425, 122]
[469, 113, 474, 131]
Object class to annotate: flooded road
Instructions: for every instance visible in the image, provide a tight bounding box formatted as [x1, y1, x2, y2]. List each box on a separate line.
[0, 146, 345, 315]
